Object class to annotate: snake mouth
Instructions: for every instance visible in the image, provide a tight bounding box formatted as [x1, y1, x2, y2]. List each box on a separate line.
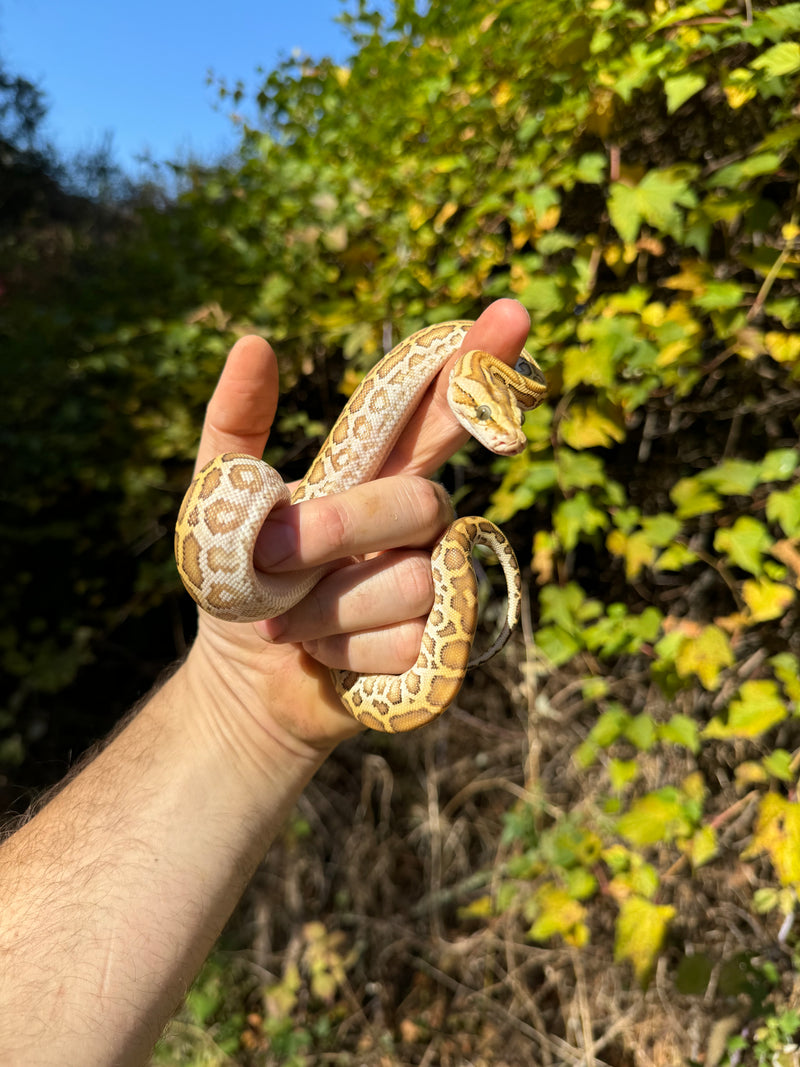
[487, 430, 528, 456]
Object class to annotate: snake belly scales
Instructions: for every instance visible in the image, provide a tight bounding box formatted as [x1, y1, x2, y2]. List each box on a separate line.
[175, 320, 547, 733]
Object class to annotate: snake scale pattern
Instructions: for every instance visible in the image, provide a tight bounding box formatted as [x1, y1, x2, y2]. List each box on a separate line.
[175, 320, 547, 732]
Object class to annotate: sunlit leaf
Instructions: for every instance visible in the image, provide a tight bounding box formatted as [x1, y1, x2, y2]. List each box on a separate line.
[767, 485, 800, 536]
[616, 788, 695, 846]
[559, 402, 626, 449]
[684, 825, 718, 869]
[742, 576, 795, 622]
[554, 492, 610, 550]
[614, 896, 675, 984]
[664, 71, 706, 113]
[744, 793, 800, 887]
[528, 883, 590, 947]
[714, 516, 772, 575]
[671, 476, 721, 518]
[750, 41, 800, 77]
[704, 679, 788, 738]
[674, 624, 734, 690]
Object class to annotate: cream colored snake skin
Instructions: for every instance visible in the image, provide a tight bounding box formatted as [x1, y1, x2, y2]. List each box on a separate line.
[175, 320, 547, 732]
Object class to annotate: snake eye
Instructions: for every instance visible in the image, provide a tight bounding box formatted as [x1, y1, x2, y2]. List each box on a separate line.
[476, 404, 492, 421]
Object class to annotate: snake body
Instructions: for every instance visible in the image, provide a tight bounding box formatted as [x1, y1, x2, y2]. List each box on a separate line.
[175, 320, 547, 732]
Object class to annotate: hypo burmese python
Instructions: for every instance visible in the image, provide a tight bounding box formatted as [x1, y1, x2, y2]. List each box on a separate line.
[175, 320, 546, 732]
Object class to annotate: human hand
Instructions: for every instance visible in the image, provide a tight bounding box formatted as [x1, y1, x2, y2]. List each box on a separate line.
[181, 299, 531, 758]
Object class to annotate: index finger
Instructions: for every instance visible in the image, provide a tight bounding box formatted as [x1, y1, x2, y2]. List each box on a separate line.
[194, 334, 279, 473]
[377, 298, 532, 480]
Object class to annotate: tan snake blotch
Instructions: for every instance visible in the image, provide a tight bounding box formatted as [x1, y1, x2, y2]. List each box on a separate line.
[175, 320, 547, 732]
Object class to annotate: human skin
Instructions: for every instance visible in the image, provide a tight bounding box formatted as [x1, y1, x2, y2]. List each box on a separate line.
[0, 299, 531, 1066]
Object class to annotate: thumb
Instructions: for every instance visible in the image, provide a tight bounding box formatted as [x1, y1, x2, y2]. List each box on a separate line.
[194, 335, 280, 473]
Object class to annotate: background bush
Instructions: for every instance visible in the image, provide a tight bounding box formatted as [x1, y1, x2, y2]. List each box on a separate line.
[3, 0, 800, 1061]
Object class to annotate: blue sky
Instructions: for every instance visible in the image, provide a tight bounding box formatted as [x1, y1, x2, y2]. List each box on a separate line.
[0, 0, 363, 175]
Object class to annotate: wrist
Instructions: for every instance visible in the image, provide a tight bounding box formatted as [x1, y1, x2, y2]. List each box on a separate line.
[175, 630, 338, 800]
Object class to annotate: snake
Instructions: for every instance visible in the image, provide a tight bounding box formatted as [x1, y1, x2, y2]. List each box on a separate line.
[175, 320, 547, 732]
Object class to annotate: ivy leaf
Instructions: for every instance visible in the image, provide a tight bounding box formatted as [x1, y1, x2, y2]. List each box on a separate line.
[760, 449, 799, 482]
[614, 896, 675, 985]
[608, 169, 697, 243]
[743, 794, 800, 887]
[764, 332, 800, 364]
[535, 625, 582, 667]
[691, 280, 745, 311]
[671, 476, 721, 518]
[750, 41, 800, 78]
[658, 713, 701, 753]
[674, 624, 734, 690]
[771, 652, 800, 705]
[685, 825, 718, 869]
[664, 71, 706, 113]
[762, 749, 794, 782]
[655, 542, 699, 571]
[616, 787, 695, 846]
[742, 576, 795, 622]
[607, 528, 656, 579]
[563, 344, 615, 389]
[714, 516, 772, 574]
[700, 459, 762, 496]
[559, 401, 626, 450]
[554, 492, 610, 551]
[767, 485, 800, 536]
[713, 152, 783, 188]
[704, 679, 788, 739]
[574, 152, 607, 183]
[527, 883, 590, 947]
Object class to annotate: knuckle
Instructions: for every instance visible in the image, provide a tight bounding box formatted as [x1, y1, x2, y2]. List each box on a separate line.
[396, 551, 435, 615]
[314, 495, 352, 555]
[392, 619, 426, 670]
[406, 476, 453, 532]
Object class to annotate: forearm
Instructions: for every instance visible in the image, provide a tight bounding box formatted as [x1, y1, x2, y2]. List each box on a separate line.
[0, 649, 328, 1067]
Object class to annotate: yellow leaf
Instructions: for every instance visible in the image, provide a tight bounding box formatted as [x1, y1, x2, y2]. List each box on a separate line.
[685, 825, 718, 869]
[458, 894, 493, 919]
[563, 344, 615, 390]
[492, 81, 513, 108]
[724, 82, 757, 108]
[765, 332, 800, 364]
[656, 337, 694, 367]
[722, 68, 757, 109]
[607, 528, 656, 579]
[614, 896, 675, 985]
[528, 884, 590, 947]
[434, 200, 458, 231]
[742, 576, 795, 622]
[532, 529, 555, 584]
[735, 761, 769, 789]
[674, 624, 734, 690]
[338, 367, 365, 398]
[704, 679, 788, 739]
[664, 263, 709, 295]
[744, 794, 800, 887]
[560, 402, 625, 449]
[408, 201, 432, 231]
